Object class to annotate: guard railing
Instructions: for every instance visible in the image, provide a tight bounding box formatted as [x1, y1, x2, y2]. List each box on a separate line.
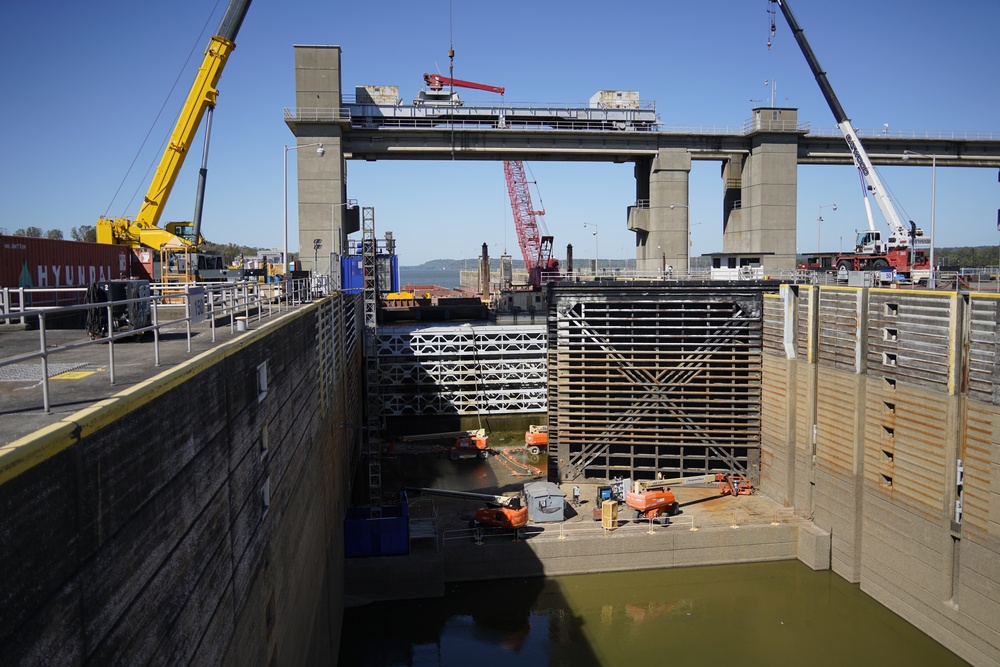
[0, 276, 334, 413]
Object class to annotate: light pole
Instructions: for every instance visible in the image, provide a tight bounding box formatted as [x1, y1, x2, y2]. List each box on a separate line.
[283, 142, 325, 277]
[583, 222, 598, 274]
[817, 203, 837, 254]
[902, 150, 937, 288]
[313, 238, 322, 273]
[668, 202, 690, 275]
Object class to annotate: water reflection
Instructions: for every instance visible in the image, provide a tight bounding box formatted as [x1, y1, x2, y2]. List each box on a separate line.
[340, 561, 968, 666]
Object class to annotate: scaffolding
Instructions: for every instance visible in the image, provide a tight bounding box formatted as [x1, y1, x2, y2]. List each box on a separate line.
[361, 207, 383, 516]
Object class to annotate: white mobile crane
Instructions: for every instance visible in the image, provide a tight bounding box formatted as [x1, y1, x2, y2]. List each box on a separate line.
[769, 0, 930, 279]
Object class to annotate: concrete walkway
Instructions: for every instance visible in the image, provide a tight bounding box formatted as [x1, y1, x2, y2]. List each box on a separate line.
[0, 303, 301, 448]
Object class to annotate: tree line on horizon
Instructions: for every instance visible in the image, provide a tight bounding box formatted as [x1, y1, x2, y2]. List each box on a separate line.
[933, 246, 1000, 269]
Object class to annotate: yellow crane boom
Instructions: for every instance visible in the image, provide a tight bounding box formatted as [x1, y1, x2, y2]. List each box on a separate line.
[97, 0, 252, 253]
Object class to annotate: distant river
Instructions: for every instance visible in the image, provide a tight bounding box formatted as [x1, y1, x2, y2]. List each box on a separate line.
[399, 267, 463, 289]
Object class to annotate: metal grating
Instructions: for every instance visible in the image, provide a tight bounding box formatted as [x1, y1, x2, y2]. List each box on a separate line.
[341, 294, 363, 438]
[549, 283, 764, 483]
[0, 362, 90, 381]
[762, 292, 785, 356]
[866, 290, 955, 389]
[817, 288, 863, 371]
[796, 286, 814, 360]
[317, 300, 335, 405]
[966, 295, 1000, 405]
[378, 324, 547, 416]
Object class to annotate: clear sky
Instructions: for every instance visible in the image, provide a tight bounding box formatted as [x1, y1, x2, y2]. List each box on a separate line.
[2, 0, 998, 266]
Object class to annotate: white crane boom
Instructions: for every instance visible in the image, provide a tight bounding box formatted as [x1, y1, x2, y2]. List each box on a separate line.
[771, 0, 917, 249]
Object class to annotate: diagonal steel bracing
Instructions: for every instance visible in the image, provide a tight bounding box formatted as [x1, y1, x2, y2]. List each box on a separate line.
[562, 303, 754, 478]
[552, 292, 762, 482]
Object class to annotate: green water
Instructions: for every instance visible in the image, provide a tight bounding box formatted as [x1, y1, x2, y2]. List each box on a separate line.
[339, 560, 968, 667]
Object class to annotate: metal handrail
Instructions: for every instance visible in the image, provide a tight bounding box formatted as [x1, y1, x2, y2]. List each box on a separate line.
[810, 127, 1000, 141]
[341, 96, 659, 110]
[0, 277, 334, 414]
[0, 292, 184, 413]
[283, 107, 352, 122]
[1, 286, 91, 323]
[346, 117, 660, 133]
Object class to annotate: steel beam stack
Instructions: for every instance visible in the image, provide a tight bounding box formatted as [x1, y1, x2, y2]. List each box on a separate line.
[548, 282, 765, 483]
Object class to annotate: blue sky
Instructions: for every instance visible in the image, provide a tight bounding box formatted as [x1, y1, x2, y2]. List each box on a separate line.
[2, 0, 998, 265]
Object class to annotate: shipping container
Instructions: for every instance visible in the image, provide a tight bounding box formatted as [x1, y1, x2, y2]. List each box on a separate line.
[1, 235, 140, 308]
[340, 254, 399, 295]
[589, 90, 640, 110]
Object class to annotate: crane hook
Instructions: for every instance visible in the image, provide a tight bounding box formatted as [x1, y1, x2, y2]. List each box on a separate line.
[767, 1, 777, 50]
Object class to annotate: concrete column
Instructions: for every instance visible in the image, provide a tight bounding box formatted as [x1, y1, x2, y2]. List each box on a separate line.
[724, 108, 800, 273]
[628, 157, 651, 269]
[630, 149, 691, 275]
[293, 45, 348, 277]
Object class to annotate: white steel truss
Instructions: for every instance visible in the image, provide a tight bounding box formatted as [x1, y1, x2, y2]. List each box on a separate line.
[378, 324, 547, 416]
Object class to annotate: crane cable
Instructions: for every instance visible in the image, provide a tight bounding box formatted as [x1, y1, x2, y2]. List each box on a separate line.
[524, 163, 549, 237]
[448, 0, 455, 159]
[767, 1, 777, 50]
[104, 0, 225, 220]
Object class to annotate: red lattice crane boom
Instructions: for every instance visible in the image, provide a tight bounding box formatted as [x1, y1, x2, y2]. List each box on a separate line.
[420, 70, 558, 287]
[503, 161, 558, 287]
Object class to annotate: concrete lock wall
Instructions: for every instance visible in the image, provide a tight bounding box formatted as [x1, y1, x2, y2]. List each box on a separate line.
[3, 282, 998, 664]
[761, 286, 1000, 666]
[0, 297, 362, 666]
